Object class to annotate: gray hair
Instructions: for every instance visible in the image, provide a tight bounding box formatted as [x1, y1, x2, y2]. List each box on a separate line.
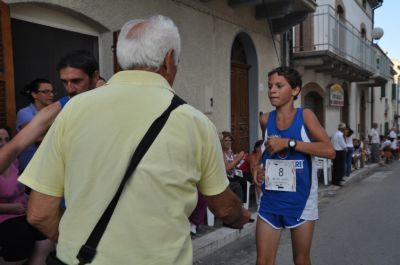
[117, 15, 181, 71]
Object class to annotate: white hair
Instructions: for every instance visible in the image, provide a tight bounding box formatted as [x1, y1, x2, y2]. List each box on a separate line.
[117, 15, 181, 71]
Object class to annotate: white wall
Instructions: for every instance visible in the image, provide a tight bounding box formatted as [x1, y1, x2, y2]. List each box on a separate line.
[5, 0, 279, 140]
[316, 0, 373, 40]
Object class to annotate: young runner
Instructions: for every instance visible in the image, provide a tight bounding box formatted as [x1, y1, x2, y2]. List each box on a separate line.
[255, 66, 335, 265]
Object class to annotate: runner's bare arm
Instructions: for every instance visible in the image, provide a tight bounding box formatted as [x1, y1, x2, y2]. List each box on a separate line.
[297, 108, 335, 159]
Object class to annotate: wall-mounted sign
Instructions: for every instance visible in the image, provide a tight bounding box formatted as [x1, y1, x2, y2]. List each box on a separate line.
[329, 83, 344, 107]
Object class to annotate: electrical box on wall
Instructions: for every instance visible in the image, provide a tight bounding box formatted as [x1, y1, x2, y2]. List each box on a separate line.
[204, 85, 213, 114]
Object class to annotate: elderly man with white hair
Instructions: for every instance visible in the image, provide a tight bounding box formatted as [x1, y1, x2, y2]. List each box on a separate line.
[19, 15, 250, 265]
[331, 122, 347, 186]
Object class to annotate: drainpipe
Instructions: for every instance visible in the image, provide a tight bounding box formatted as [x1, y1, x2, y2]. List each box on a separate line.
[370, 1, 383, 128]
[370, 86, 374, 127]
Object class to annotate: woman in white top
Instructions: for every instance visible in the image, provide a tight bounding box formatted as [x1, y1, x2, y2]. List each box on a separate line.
[344, 126, 354, 177]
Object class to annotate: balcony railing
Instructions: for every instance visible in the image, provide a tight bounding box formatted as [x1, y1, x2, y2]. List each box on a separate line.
[373, 46, 392, 80]
[293, 4, 391, 79]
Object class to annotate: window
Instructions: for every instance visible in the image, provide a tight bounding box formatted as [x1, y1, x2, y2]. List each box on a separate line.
[392, 83, 397, 100]
[381, 85, 386, 98]
[362, 0, 367, 9]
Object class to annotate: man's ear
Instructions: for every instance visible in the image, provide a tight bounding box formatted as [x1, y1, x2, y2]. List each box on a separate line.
[91, 70, 100, 89]
[160, 49, 177, 86]
[164, 49, 175, 72]
[292, 86, 301, 98]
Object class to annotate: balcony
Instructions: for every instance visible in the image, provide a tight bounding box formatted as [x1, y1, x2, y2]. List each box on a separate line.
[292, 4, 391, 83]
[371, 44, 392, 84]
[228, 0, 317, 34]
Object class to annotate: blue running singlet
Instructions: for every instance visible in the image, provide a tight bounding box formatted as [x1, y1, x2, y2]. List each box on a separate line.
[258, 108, 319, 221]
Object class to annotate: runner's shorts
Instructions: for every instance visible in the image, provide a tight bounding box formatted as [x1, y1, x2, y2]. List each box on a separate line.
[258, 212, 306, 229]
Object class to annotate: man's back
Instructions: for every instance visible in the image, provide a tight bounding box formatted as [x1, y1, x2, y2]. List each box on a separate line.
[369, 127, 379, 143]
[20, 71, 228, 264]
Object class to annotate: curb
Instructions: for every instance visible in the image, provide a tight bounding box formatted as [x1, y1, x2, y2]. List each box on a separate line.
[193, 212, 257, 261]
[318, 163, 380, 199]
[193, 163, 380, 262]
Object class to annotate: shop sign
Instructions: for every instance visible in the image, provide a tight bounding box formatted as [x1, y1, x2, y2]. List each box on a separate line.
[329, 83, 344, 106]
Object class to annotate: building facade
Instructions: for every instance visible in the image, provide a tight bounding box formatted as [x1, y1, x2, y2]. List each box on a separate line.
[0, 0, 316, 152]
[292, 0, 395, 140]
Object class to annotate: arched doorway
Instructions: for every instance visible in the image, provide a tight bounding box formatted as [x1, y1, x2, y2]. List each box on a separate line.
[230, 33, 258, 153]
[302, 82, 325, 126]
[231, 38, 249, 152]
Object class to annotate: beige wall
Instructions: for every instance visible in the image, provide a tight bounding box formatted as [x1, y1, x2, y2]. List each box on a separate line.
[6, 0, 280, 139]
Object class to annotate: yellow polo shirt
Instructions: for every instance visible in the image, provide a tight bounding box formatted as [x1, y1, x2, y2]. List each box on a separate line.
[19, 71, 228, 265]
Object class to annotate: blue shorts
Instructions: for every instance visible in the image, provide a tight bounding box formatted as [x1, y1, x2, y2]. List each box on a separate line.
[258, 212, 305, 229]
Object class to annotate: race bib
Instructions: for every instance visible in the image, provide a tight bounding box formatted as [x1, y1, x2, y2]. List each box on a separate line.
[265, 159, 296, 192]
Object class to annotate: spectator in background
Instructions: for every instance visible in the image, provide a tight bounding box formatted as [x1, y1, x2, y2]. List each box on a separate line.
[352, 138, 362, 169]
[0, 125, 53, 265]
[0, 50, 100, 175]
[238, 139, 263, 199]
[344, 125, 354, 177]
[331, 122, 347, 186]
[188, 191, 207, 236]
[390, 136, 398, 161]
[221, 131, 248, 204]
[368, 123, 380, 163]
[389, 127, 397, 141]
[381, 136, 392, 163]
[362, 138, 371, 165]
[16, 78, 55, 172]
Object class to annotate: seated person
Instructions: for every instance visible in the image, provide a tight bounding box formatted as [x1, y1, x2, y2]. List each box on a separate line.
[0, 126, 54, 265]
[220, 131, 247, 203]
[361, 138, 371, 164]
[239, 140, 263, 198]
[352, 138, 362, 170]
[390, 137, 398, 160]
[188, 190, 207, 236]
[381, 137, 392, 163]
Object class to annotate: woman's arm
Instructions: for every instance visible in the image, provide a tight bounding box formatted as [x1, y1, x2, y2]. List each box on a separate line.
[0, 102, 62, 173]
[224, 151, 245, 172]
[0, 202, 25, 214]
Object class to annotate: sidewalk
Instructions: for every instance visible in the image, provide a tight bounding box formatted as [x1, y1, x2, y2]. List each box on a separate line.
[192, 162, 380, 262]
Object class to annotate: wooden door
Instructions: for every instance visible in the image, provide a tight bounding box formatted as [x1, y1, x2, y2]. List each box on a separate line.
[304, 91, 324, 126]
[0, 1, 16, 132]
[231, 62, 249, 153]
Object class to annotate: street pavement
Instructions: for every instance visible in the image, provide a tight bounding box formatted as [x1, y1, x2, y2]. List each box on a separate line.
[193, 161, 389, 264]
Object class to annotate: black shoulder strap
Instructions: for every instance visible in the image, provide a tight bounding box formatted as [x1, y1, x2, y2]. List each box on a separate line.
[76, 94, 186, 265]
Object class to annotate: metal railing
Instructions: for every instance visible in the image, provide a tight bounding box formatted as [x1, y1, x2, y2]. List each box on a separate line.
[293, 4, 391, 79]
[373, 46, 392, 80]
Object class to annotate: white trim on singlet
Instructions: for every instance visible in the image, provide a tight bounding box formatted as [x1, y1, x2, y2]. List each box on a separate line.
[300, 125, 319, 220]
